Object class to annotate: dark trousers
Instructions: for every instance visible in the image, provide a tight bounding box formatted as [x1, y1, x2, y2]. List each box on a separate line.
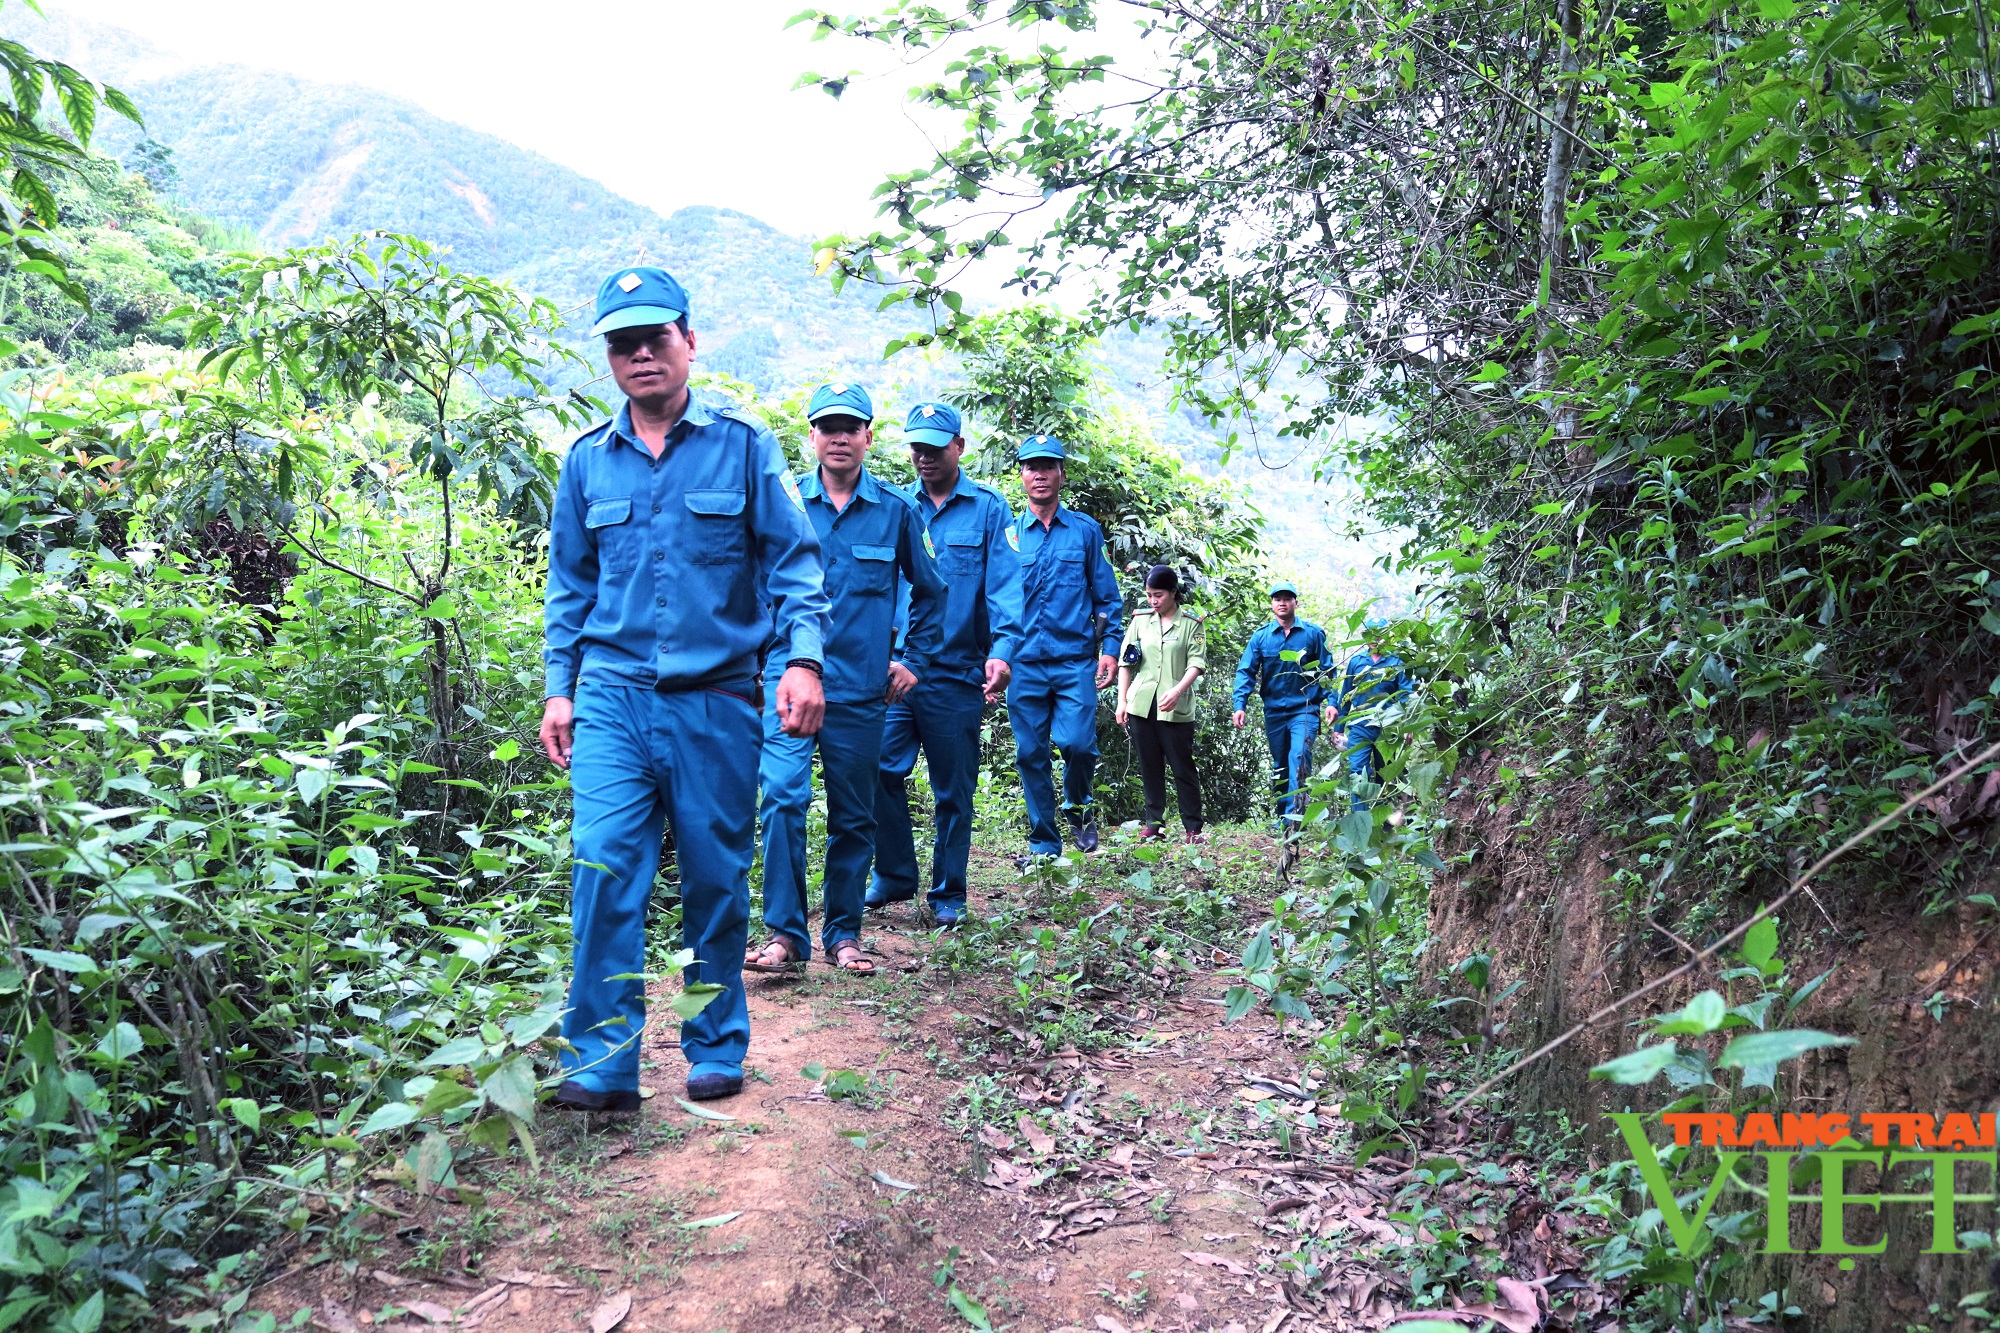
[1126, 711, 1203, 833]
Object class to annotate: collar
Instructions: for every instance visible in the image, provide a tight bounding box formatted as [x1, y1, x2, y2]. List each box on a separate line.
[798, 467, 886, 505]
[1022, 502, 1070, 529]
[607, 390, 714, 450]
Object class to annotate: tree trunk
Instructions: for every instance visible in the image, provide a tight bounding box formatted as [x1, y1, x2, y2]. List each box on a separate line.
[1532, 0, 1587, 435]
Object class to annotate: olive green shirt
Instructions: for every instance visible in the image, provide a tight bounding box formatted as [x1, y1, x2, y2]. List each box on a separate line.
[1120, 610, 1208, 722]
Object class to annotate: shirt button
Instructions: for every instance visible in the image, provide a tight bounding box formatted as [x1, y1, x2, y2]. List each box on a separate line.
[652, 504, 661, 513]
[654, 549, 664, 560]
[656, 597, 665, 607]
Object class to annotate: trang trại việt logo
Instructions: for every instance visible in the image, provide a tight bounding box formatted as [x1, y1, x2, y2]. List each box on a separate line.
[1610, 1109, 1999, 1263]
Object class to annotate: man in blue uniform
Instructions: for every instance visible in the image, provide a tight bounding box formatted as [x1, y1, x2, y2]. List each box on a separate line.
[868, 403, 1023, 928]
[747, 384, 946, 972]
[1232, 581, 1335, 828]
[1009, 434, 1123, 861]
[1331, 616, 1412, 808]
[540, 267, 830, 1107]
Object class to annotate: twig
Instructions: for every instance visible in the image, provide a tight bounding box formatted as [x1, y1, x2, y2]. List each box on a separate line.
[1445, 738, 2000, 1117]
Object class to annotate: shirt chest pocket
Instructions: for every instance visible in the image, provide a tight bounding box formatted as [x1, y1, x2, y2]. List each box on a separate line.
[1047, 547, 1087, 590]
[683, 489, 746, 566]
[585, 497, 637, 574]
[846, 544, 897, 596]
[942, 531, 984, 575]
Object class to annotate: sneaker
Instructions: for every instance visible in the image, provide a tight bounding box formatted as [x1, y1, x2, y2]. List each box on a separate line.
[1184, 829, 1209, 845]
[1067, 808, 1100, 853]
[551, 1081, 641, 1114]
[685, 1064, 744, 1101]
[1137, 824, 1163, 842]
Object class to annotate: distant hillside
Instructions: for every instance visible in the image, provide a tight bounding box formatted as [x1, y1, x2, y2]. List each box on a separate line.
[6, 8, 1386, 584]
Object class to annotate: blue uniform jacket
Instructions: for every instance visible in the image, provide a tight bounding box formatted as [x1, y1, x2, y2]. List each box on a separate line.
[1014, 504, 1123, 664]
[893, 472, 1025, 686]
[543, 395, 830, 698]
[780, 467, 946, 705]
[1232, 619, 1331, 717]
[1332, 651, 1412, 726]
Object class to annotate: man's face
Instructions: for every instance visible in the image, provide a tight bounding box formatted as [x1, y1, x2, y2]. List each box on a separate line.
[1271, 594, 1298, 621]
[911, 438, 965, 487]
[1020, 458, 1064, 503]
[605, 324, 697, 405]
[812, 415, 873, 474]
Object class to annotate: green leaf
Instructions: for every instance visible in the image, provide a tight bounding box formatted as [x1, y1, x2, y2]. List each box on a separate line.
[23, 948, 97, 974]
[946, 1285, 992, 1332]
[1590, 1042, 1680, 1084]
[1740, 917, 1779, 972]
[1717, 1029, 1855, 1069]
[479, 1055, 539, 1121]
[356, 1102, 419, 1138]
[422, 1035, 489, 1067]
[669, 982, 725, 1021]
[1653, 989, 1726, 1035]
[417, 1079, 478, 1117]
[94, 1022, 142, 1062]
[294, 767, 330, 804]
[223, 1098, 262, 1132]
[675, 1097, 736, 1122]
[1471, 361, 1508, 383]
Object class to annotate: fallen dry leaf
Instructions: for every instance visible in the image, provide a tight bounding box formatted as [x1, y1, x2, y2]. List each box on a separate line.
[1106, 1143, 1135, 1168]
[1095, 1316, 1130, 1333]
[1260, 1311, 1291, 1333]
[399, 1302, 456, 1325]
[1017, 1114, 1056, 1155]
[1495, 1277, 1543, 1320]
[1181, 1251, 1255, 1278]
[318, 1301, 361, 1333]
[589, 1291, 632, 1333]
[979, 1124, 1017, 1152]
[369, 1271, 415, 1290]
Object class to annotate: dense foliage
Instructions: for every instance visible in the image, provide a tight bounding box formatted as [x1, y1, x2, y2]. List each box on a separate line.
[802, 0, 2000, 940]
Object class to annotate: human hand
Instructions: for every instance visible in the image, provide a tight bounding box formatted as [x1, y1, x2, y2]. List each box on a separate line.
[776, 666, 826, 737]
[1232, 709, 1246, 729]
[885, 661, 918, 704]
[1115, 705, 1129, 727]
[983, 657, 1011, 704]
[540, 696, 575, 769]
[1158, 687, 1183, 714]
[1095, 653, 1117, 689]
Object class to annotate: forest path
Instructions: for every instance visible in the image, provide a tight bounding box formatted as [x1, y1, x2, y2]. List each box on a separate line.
[271, 833, 1435, 1333]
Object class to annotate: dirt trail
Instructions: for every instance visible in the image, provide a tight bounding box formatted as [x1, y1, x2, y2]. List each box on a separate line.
[266, 837, 1442, 1333]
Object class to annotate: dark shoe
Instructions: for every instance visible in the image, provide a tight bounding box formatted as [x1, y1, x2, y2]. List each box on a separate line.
[1073, 814, 1100, 854]
[864, 886, 915, 909]
[1184, 829, 1209, 845]
[685, 1069, 743, 1101]
[551, 1081, 641, 1114]
[930, 899, 965, 929]
[1137, 824, 1163, 843]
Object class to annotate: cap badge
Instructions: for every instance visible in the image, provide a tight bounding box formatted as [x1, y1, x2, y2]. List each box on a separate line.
[921, 405, 936, 418]
[617, 272, 643, 292]
[830, 382, 848, 393]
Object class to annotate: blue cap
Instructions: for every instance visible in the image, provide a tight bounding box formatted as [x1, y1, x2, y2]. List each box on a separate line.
[1363, 615, 1391, 632]
[807, 382, 874, 423]
[1269, 581, 1299, 598]
[590, 266, 690, 337]
[1017, 433, 1066, 462]
[904, 402, 962, 448]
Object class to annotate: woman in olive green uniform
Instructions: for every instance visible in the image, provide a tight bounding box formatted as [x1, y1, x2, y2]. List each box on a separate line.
[1114, 566, 1208, 842]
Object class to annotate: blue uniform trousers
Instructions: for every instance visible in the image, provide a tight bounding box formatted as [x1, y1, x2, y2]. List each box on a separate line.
[1342, 722, 1383, 810]
[1265, 709, 1321, 825]
[1008, 657, 1101, 855]
[873, 676, 985, 909]
[759, 694, 885, 958]
[561, 680, 756, 1091]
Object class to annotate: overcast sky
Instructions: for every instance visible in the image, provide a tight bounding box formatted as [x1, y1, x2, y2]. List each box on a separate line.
[55, 0, 976, 240]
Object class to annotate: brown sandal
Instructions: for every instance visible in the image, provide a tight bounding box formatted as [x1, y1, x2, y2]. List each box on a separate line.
[743, 937, 804, 973]
[829, 941, 877, 976]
